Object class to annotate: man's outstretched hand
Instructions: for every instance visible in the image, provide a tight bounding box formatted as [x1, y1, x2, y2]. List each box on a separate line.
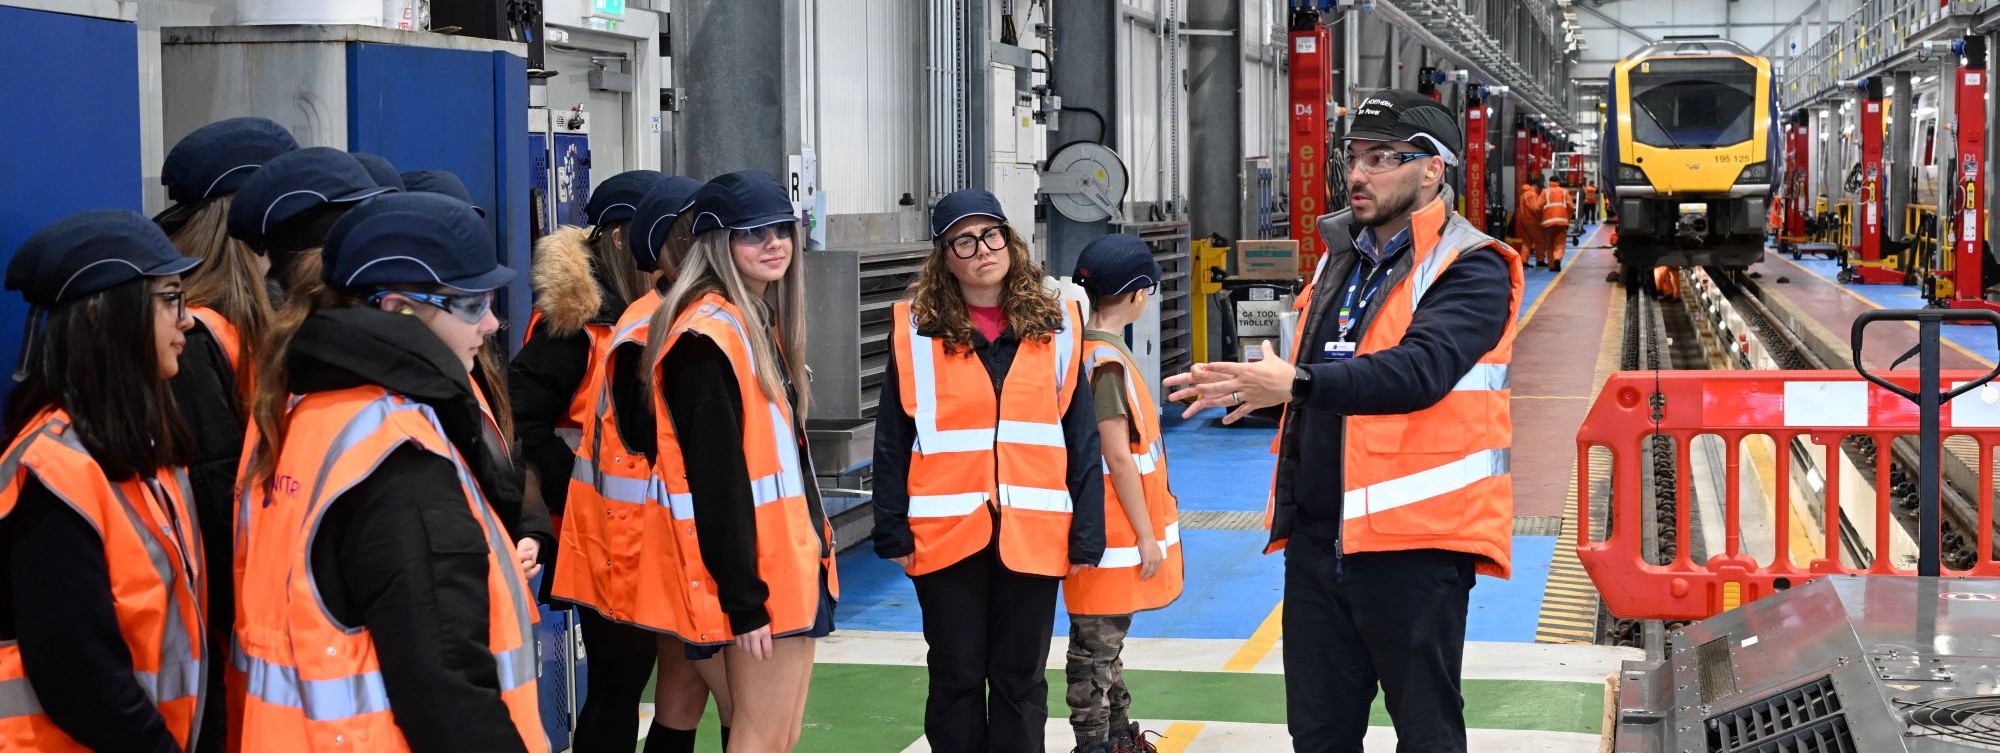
[1163, 340, 1295, 424]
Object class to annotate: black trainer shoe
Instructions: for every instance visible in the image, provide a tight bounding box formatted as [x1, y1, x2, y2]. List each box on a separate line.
[1111, 723, 1160, 753]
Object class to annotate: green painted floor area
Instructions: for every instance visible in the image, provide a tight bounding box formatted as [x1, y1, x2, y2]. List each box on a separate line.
[635, 663, 1604, 751]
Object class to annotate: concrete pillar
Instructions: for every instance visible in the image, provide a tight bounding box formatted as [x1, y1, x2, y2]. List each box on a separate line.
[1888, 70, 1913, 240]
[674, 0, 809, 179]
[1047, 0, 1120, 274]
[1188, 0, 1241, 243]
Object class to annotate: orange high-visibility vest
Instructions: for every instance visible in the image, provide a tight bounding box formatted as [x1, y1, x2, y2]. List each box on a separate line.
[552, 291, 682, 628]
[1273, 196, 1522, 578]
[190, 306, 241, 372]
[233, 386, 546, 751]
[0, 410, 208, 751]
[523, 309, 615, 451]
[1542, 186, 1573, 227]
[889, 298, 1086, 578]
[1583, 184, 1599, 205]
[647, 293, 837, 644]
[1062, 340, 1183, 616]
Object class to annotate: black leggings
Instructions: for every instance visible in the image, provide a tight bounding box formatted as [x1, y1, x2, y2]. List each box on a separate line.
[571, 609, 662, 753]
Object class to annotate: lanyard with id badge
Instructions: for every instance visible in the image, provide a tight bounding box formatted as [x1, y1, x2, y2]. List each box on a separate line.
[1327, 260, 1391, 362]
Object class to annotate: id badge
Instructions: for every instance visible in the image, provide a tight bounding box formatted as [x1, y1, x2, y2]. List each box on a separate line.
[1324, 341, 1357, 361]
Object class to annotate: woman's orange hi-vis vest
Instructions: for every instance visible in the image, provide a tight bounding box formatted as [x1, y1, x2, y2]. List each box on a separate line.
[647, 293, 837, 644]
[0, 410, 208, 751]
[523, 308, 615, 451]
[1272, 198, 1522, 578]
[1062, 340, 1183, 616]
[552, 291, 683, 629]
[889, 298, 1085, 578]
[233, 387, 546, 751]
[190, 306, 242, 372]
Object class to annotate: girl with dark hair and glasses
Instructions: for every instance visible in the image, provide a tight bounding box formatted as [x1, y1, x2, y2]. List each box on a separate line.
[0, 210, 209, 752]
[873, 188, 1105, 752]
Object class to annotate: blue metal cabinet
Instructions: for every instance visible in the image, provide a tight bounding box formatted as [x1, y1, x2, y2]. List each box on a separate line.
[0, 5, 141, 395]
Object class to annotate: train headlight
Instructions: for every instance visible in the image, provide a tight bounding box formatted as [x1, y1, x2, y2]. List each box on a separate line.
[1738, 162, 1769, 183]
[1616, 163, 1650, 186]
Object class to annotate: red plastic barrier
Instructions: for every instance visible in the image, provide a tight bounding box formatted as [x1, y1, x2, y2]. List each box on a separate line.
[1577, 370, 2000, 621]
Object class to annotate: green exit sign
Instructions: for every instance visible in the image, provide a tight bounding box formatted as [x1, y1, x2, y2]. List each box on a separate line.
[592, 0, 625, 16]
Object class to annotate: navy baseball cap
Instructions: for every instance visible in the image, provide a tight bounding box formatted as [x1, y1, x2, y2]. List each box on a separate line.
[156, 117, 299, 230]
[7, 210, 202, 307]
[401, 169, 485, 217]
[686, 171, 795, 236]
[1346, 89, 1463, 165]
[350, 153, 407, 191]
[228, 147, 395, 250]
[1072, 234, 1161, 298]
[930, 188, 1007, 239]
[584, 170, 666, 228]
[321, 193, 513, 293]
[628, 175, 705, 272]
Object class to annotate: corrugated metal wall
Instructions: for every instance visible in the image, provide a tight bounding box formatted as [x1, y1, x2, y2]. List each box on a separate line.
[816, 0, 920, 216]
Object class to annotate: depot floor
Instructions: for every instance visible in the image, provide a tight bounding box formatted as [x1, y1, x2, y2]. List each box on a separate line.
[624, 228, 1637, 752]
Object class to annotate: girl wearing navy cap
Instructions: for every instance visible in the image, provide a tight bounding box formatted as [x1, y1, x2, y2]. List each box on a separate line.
[641, 170, 835, 752]
[234, 193, 547, 751]
[873, 189, 1106, 752]
[156, 115, 298, 753]
[0, 210, 208, 751]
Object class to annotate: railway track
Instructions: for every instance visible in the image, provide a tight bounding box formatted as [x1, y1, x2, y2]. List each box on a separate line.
[1606, 267, 1995, 650]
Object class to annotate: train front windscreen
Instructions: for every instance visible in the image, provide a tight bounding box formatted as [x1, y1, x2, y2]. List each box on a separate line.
[1628, 58, 1758, 149]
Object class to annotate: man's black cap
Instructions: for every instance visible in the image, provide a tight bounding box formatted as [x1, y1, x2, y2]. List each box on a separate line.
[1346, 89, 1463, 165]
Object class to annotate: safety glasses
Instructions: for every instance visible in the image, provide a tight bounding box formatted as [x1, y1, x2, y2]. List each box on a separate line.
[730, 224, 796, 246]
[1341, 149, 1436, 175]
[371, 289, 495, 325]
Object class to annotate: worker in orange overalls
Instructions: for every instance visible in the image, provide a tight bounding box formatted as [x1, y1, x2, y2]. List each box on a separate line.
[1580, 180, 1601, 226]
[1515, 175, 1545, 267]
[1542, 176, 1574, 271]
[0, 211, 208, 752]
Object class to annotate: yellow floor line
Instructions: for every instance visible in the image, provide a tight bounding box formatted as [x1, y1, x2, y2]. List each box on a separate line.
[1512, 232, 1597, 335]
[1154, 722, 1206, 753]
[1222, 602, 1284, 672]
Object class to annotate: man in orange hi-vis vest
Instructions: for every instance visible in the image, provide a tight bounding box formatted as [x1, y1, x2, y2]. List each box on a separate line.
[1541, 176, 1574, 271]
[1515, 175, 1544, 267]
[1167, 89, 1521, 753]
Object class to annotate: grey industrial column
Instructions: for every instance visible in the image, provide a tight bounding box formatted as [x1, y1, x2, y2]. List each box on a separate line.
[1048, 0, 1120, 274]
[674, 0, 807, 179]
[1889, 70, 1913, 241]
[1188, 0, 1241, 244]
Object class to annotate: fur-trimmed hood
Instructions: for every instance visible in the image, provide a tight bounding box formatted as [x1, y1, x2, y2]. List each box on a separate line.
[530, 226, 606, 336]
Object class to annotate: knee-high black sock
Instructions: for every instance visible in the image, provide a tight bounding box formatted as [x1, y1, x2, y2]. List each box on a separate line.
[642, 723, 697, 753]
[720, 725, 732, 751]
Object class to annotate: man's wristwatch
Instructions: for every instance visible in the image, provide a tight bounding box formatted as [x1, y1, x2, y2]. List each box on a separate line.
[1290, 366, 1314, 406]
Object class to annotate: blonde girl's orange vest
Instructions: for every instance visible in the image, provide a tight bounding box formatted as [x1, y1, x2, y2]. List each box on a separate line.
[0, 410, 209, 751]
[552, 291, 684, 629]
[1061, 340, 1184, 616]
[1273, 197, 1523, 578]
[233, 386, 546, 751]
[646, 293, 837, 644]
[888, 298, 1086, 578]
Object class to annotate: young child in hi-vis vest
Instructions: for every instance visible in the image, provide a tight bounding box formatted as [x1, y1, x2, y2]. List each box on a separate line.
[1062, 233, 1187, 753]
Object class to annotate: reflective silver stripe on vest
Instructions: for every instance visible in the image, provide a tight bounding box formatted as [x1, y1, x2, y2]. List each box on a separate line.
[998, 484, 1072, 513]
[0, 677, 42, 719]
[1342, 448, 1511, 520]
[907, 492, 987, 518]
[232, 642, 537, 721]
[1408, 216, 1502, 312]
[1052, 303, 1079, 394]
[658, 305, 809, 517]
[905, 319, 998, 456]
[1451, 363, 1511, 393]
[1095, 521, 1182, 569]
[1084, 346, 1167, 474]
[554, 427, 583, 451]
[572, 453, 656, 506]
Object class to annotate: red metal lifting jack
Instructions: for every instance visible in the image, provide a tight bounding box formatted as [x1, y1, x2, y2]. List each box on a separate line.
[1945, 36, 1998, 314]
[1287, 9, 1331, 278]
[1463, 87, 1487, 233]
[1846, 76, 1905, 284]
[1776, 110, 1812, 251]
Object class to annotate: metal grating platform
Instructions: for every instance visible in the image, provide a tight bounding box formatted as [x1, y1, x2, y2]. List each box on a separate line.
[1179, 511, 1264, 531]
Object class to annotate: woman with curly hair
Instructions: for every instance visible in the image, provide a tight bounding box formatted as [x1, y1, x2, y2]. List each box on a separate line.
[872, 188, 1105, 753]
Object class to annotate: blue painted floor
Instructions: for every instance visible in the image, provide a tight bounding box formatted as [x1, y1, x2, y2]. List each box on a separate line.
[1785, 256, 1999, 362]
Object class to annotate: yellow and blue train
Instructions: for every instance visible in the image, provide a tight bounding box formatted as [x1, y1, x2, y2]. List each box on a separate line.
[1602, 35, 1778, 281]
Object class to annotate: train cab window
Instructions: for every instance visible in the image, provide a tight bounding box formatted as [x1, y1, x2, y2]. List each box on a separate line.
[1629, 58, 1759, 149]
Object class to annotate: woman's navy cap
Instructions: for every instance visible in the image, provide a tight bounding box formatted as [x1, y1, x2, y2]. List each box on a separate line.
[400, 169, 485, 217]
[584, 170, 666, 227]
[350, 153, 408, 191]
[628, 175, 705, 272]
[929, 188, 1007, 238]
[686, 170, 794, 236]
[7, 210, 202, 307]
[155, 117, 299, 228]
[321, 193, 514, 293]
[227, 148, 396, 250]
[1072, 234, 1161, 298]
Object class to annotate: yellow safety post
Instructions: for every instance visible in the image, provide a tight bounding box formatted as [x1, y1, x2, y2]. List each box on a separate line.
[1190, 239, 1228, 364]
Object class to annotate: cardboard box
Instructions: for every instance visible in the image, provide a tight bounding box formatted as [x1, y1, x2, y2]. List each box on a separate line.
[1234, 239, 1300, 280]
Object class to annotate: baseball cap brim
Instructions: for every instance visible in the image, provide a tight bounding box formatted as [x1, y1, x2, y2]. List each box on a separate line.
[732, 211, 796, 231]
[153, 202, 199, 234]
[931, 210, 1006, 238]
[444, 265, 516, 294]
